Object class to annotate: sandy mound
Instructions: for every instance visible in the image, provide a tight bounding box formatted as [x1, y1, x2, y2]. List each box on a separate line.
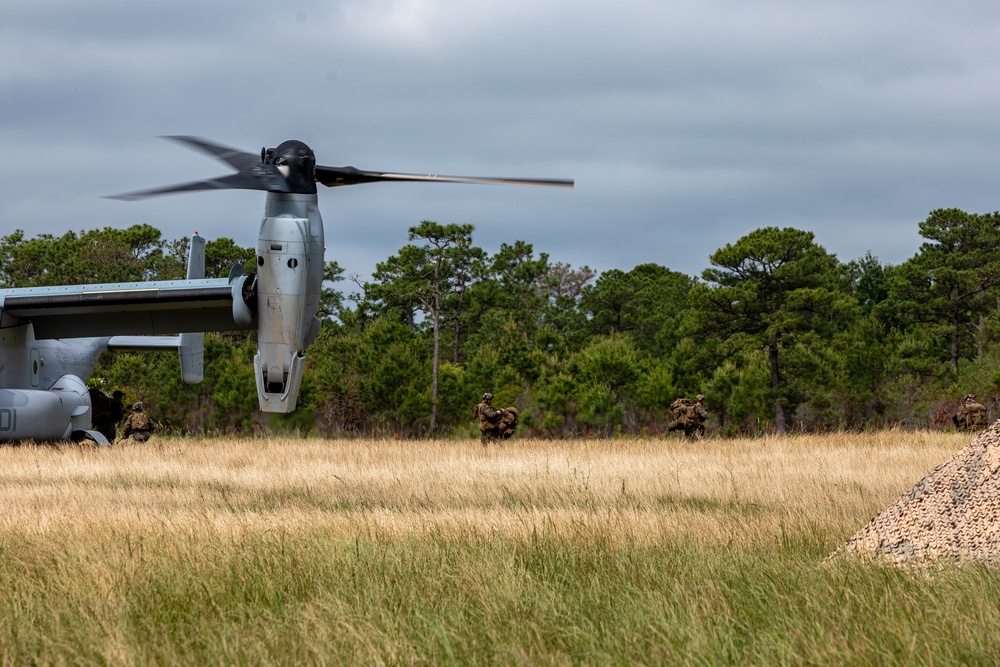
[835, 421, 1000, 564]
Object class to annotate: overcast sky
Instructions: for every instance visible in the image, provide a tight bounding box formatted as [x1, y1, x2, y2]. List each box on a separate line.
[3, 1, 1000, 287]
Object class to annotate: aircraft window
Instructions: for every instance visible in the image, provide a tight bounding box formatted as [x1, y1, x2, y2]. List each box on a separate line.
[32, 360, 37, 375]
[287, 258, 298, 269]
[257, 256, 264, 266]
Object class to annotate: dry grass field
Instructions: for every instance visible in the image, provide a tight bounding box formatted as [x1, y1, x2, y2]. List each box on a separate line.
[1, 431, 997, 665]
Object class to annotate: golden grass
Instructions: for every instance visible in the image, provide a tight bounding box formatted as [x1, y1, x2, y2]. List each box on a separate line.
[0, 430, 969, 550]
[0, 430, 988, 665]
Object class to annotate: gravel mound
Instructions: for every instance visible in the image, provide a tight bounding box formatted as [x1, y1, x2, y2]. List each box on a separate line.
[835, 422, 1000, 564]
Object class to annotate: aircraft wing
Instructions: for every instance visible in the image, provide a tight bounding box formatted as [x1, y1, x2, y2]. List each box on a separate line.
[0, 276, 253, 339]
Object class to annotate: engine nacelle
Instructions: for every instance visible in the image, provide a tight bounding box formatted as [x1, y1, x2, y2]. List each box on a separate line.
[253, 192, 324, 413]
[0, 374, 92, 441]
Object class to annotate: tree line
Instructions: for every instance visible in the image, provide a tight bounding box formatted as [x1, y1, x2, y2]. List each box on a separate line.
[3, 209, 999, 437]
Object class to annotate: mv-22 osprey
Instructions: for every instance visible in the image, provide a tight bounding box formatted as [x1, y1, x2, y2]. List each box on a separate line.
[0, 137, 572, 444]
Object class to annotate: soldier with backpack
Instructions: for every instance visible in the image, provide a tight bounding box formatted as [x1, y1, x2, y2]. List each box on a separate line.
[668, 394, 708, 440]
[473, 392, 519, 445]
[121, 402, 155, 443]
[953, 393, 989, 432]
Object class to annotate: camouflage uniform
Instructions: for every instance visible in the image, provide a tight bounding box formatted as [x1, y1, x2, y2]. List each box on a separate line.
[667, 394, 708, 440]
[90, 389, 126, 443]
[953, 394, 989, 432]
[474, 393, 503, 445]
[109, 391, 125, 428]
[474, 392, 519, 445]
[122, 402, 154, 443]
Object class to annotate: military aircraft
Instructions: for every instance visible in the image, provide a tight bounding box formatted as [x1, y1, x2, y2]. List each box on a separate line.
[0, 136, 572, 444]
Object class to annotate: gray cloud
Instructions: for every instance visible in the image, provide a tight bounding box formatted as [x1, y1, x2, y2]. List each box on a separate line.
[3, 0, 1000, 285]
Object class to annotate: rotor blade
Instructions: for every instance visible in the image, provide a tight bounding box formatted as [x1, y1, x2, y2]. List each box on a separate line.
[106, 168, 289, 201]
[162, 136, 261, 172]
[315, 165, 574, 189]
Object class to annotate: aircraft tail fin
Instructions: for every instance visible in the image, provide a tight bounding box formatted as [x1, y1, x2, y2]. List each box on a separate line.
[178, 234, 206, 382]
[187, 233, 206, 280]
[177, 232, 205, 384]
[178, 332, 204, 383]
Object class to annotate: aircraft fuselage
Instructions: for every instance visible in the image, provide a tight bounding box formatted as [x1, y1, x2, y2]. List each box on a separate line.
[0, 325, 106, 440]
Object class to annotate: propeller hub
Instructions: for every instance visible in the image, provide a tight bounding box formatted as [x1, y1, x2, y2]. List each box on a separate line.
[262, 140, 317, 194]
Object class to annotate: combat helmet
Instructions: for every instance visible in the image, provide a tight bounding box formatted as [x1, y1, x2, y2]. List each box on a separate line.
[964, 393, 977, 404]
[482, 392, 494, 401]
[695, 394, 705, 402]
[132, 402, 144, 411]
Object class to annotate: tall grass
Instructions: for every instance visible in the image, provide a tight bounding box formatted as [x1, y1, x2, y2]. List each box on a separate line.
[0, 431, 994, 665]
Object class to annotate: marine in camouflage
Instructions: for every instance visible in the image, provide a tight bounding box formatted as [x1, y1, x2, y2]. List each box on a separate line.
[667, 394, 708, 440]
[953, 393, 989, 432]
[90, 388, 126, 443]
[473, 392, 519, 445]
[122, 402, 155, 443]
